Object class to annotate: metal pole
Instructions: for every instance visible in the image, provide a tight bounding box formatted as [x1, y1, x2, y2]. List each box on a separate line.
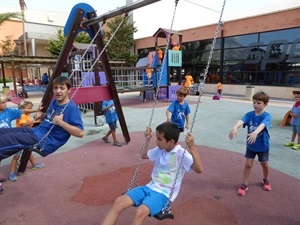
[83, 0, 161, 27]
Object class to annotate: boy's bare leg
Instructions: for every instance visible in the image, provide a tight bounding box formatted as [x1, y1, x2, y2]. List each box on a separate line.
[9, 155, 20, 173]
[242, 158, 254, 185]
[297, 133, 300, 144]
[104, 130, 112, 139]
[132, 204, 151, 225]
[29, 153, 36, 166]
[102, 195, 134, 225]
[261, 162, 269, 180]
[112, 130, 117, 143]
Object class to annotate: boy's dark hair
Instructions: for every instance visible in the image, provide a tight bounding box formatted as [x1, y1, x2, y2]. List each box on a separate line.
[53, 76, 71, 90]
[176, 87, 188, 97]
[252, 91, 270, 104]
[156, 122, 180, 143]
[292, 91, 300, 95]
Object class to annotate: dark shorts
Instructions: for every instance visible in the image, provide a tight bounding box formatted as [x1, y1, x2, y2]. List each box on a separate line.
[108, 121, 117, 130]
[245, 148, 269, 163]
[291, 125, 300, 134]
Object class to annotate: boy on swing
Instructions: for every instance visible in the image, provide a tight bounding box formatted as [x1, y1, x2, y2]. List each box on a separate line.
[0, 76, 84, 163]
[102, 122, 203, 225]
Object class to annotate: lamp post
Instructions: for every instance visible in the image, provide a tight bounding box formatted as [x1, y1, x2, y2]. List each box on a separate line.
[14, 39, 27, 98]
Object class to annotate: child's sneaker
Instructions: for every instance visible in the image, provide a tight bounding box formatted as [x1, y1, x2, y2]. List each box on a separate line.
[9, 173, 17, 182]
[292, 144, 300, 150]
[31, 163, 45, 170]
[284, 141, 294, 147]
[237, 184, 248, 196]
[113, 141, 122, 147]
[262, 179, 271, 191]
[0, 185, 3, 194]
[102, 136, 110, 143]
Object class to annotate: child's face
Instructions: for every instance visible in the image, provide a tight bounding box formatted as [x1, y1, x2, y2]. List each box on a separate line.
[0, 99, 7, 111]
[53, 83, 70, 103]
[24, 104, 33, 114]
[294, 94, 300, 102]
[177, 94, 185, 103]
[252, 99, 267, 113]
[155, 131, 173, 151]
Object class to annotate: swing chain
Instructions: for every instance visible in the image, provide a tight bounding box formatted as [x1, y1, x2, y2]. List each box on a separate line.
[160, 0, 227, 214]
[127, 1, 179, 191]
[35, 15, 127, 152]
[189, 0, 226, 134]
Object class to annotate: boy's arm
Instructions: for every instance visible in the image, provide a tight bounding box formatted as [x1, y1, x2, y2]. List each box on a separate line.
[52, 114, 84, 138]
[142, 127, 152, 159]
[185, 114, 190, 130]
[186, 133, 203, 173]
[228, 120, 244, 140]
[166, 110, 171, 122]
[247, 123, 266, 144]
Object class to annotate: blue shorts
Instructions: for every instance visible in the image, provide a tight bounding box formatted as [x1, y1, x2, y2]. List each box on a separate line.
[108, 121, 117, 130]
[125, 186, 168, 217]
[292, 125, 300, 134]
[245, 148, 269, 163]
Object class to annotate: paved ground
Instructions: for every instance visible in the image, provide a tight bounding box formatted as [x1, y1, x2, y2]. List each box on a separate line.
[0, 91, 299, 225]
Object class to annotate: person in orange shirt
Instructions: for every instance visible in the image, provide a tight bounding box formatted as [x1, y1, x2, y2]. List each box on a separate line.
[8, 100, 44, 182]
[172, 42, 180, 50]
[217, 81, 222, 95]
[184, 72, 194, 95]
[156, 48, 163, 65]
[145, 64, 153, 86]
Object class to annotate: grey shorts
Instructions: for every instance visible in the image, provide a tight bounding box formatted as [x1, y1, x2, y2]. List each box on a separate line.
[108, 121, 117, 130]
[245, 148, 269, 163]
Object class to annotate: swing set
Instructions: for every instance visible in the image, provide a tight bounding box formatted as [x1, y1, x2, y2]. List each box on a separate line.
[17, 0, 226, 221]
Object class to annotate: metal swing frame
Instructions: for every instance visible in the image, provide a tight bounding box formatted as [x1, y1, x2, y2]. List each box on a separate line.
[18, 6, 130, 173]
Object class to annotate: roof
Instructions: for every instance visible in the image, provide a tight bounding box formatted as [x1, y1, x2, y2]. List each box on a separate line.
[152, 28, 182, 39]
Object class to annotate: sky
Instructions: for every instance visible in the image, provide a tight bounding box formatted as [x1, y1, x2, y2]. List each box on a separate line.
[1, 0, 299, 39]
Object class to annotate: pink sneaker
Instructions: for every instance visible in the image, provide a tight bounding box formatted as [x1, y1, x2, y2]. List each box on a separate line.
[237, 184, 248, 196]
[262, 179, 271, 191]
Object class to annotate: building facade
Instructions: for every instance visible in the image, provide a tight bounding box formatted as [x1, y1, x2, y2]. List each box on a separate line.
[134, 7, 300, 98]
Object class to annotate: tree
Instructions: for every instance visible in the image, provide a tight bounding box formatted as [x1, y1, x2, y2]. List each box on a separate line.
[46, 28, 91, 57]
[0, 35, 16, 55]
[0, 12, 22, 26]
[102, 15, 138, 66]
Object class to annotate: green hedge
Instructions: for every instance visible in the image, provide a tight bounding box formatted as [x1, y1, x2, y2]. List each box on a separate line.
[0, 78, 13, 83]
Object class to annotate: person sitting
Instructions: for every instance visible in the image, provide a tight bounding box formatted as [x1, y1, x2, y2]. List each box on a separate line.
[101, 122, 203, 224]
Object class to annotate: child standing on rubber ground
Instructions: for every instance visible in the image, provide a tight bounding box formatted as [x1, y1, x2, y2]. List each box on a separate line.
[101, 100, 122, 147]
[284, 91, 300, 150]
[228, 91, 272, 196]
[8, 100, 45, 182]
[166, 87, 191, 132]
[0, 93, 42, 194]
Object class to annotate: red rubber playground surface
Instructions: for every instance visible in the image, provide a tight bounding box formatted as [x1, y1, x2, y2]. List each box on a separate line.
[0, 131, 299, 225]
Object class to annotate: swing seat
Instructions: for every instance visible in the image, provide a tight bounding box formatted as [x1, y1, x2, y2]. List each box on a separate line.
[154, 211, 174, 220]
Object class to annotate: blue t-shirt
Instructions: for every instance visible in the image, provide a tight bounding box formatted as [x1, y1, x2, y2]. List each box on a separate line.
[32, 99, 84, 156]
[167, 100, 191, 129]
[102, 100, 118, 124]
[291, 104, 300, 125]
[0, 108, 22, 128]
[241, 111, 271, 152]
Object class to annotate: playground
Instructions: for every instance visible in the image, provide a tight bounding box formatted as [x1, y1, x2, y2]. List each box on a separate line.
[0, 93, 299, 225]
[0, 0, 299, 224]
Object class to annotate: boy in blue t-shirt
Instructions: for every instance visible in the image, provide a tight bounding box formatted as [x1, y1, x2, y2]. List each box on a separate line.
[0, 77, 84, 194]
[284, 90, 300, 150]
[228, 91, 272, 196]
[101, 100, 122, 147]
[166, 87, 191, 132]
